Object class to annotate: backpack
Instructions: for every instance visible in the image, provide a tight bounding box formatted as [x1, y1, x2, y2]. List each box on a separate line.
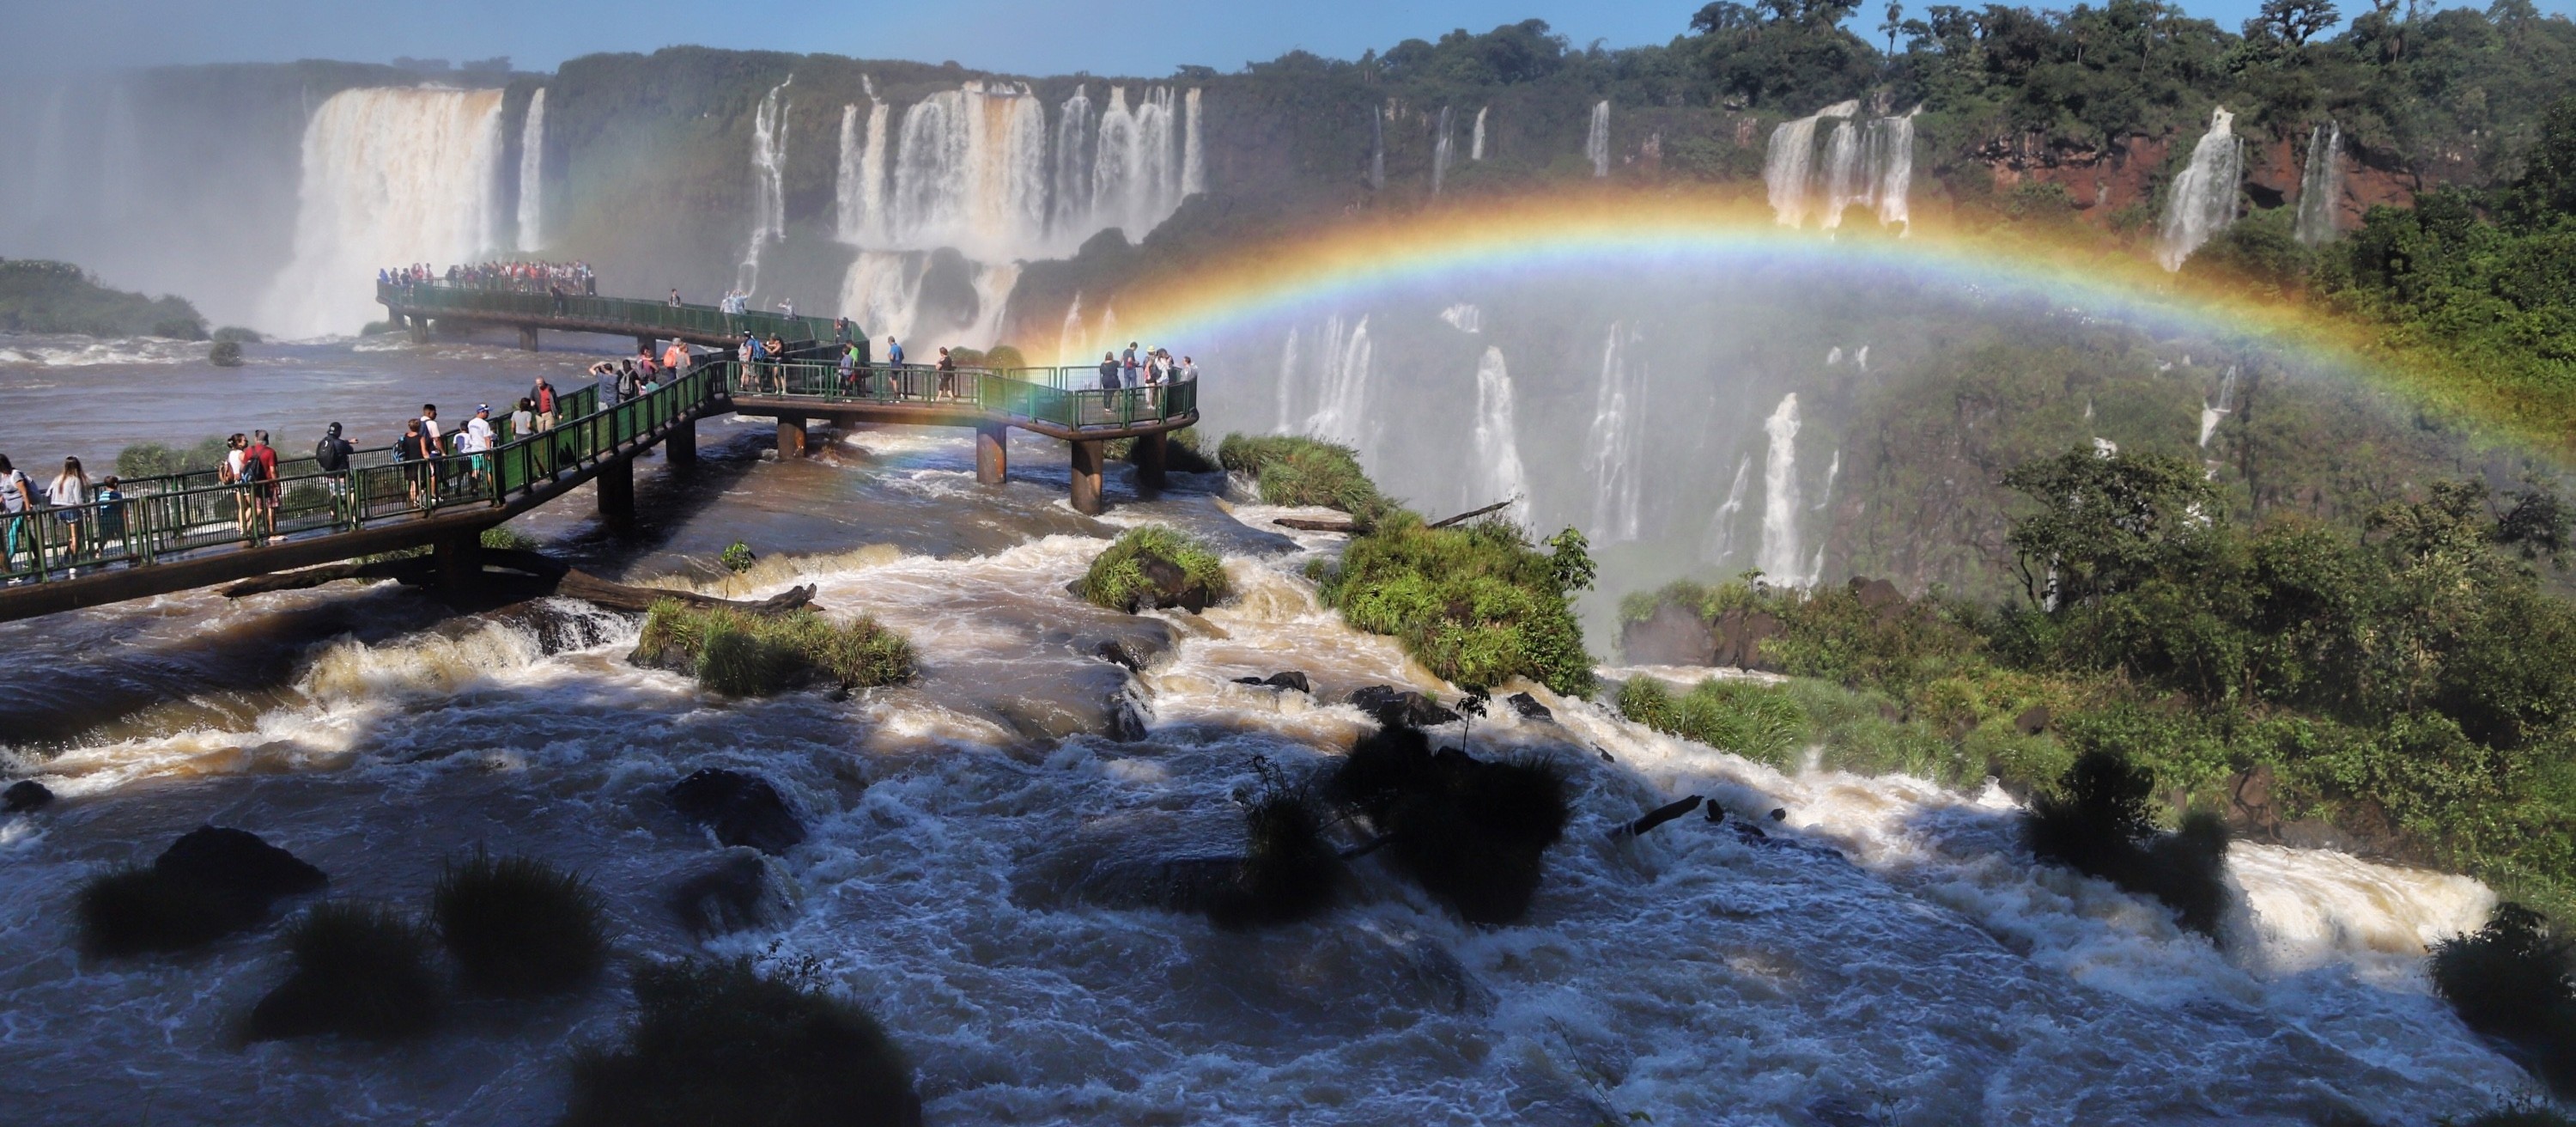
[314, 438, 347, 472]
[240, 451, 270, 483]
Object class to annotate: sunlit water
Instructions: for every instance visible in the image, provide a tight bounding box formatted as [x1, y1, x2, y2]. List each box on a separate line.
[0, 334, 2543, 1125]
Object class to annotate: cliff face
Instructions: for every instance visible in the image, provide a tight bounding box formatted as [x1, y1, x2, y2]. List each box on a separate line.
[1975, 125, 2421, 231]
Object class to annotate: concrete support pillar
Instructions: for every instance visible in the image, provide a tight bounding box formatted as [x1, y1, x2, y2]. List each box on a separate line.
[776, 417, 808, 458]
[975, 423, 1009, 485]
[1132, 429, 1168, 491]
[597, 457, 635, 533]
[517, 325, 540, 351]
[1069, 439, 1106, 515]
[667, 416, 697, 467]
[433, 533, 483, 592]
[407, 315, 430, 344]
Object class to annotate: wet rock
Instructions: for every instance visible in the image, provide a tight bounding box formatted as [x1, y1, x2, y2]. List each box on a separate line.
[1233, 671, 1311, 693]
[670, 769, 806, 856]
[1505, 692, 1552, 721]
[1619, 600, 1716, 666]
[1095, 640, 1145, 672]
[1769, 807, 1788, 821]
[155, 826, 329, 906]
[2014, 704, 2053, 736]
[4, 780, 52, 813]
[1075, 855, 1242, 914]
[1713, 608, 1785, 671]
[1847, 576, 1905, 619]
[1347, 685, 1462, 729]
[1082, 618, 1174, 673]
[669, 849, 797, 936]
[1108, 692, 1150, 742]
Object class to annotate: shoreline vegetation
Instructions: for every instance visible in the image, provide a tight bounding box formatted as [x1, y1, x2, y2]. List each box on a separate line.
[0, 259, 209, 340]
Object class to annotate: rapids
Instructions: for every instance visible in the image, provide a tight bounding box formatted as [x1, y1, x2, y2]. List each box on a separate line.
[0, 338, 2548, 1124]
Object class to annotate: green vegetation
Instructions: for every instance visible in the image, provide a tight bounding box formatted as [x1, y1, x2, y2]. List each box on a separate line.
[1614, 677, 1810, 768]
[1317, 513, 1596, 695]
[562, 957, 919, 1127]
[481, 525, 539, 551]
[431, 852, 611, 998]
[1073, 525, 1230, 613]
[2432, 903, 2576, 1096]
[247, 903, 445, 1041]
[1329, 726, 1571, 924]
[75, 868, 261, 956]
[1207, 757, 1346, 929]
[635, 601, 916, 697]
[114, 436, 231, 480]
[1217, 434, 1392, 521]
[720, 540, 756, 576]
[0, 259, 204, 338]
[2025, 751, 2233, 936]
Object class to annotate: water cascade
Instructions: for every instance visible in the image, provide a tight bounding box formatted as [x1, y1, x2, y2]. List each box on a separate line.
[886, 82, 1048, 260]
[2199, 365, 2242, 450]
[1181, 88, 1204, 198]
[1765, 101, 1917, 230]
[1701, 455, 1754, 566]
[1587, 101, 1612, 178]
[1468, 346, 1527, 509]
[1757, 393, 1805, 582]
[1303, 315, 1374, 451]
[737, 78, 792, 296]
[1763, 101, 1856, 227]
[1439, 303, 1482, 332]
[1818, 119, 1864, 229]
[1583, 325, 1647, 542]
[258, 87, 508, 338]
[1048, 86, 1096, 239]
[1471, 106, 1488, 161]
[1868, 111, 1917, 229]
[2295, 121, 2342, 247]
[1432, 107, 1455, 195]
[2155, 107, 2242, 271]
[1369, 105, 1386, 192]
[514, 88, 545, 253]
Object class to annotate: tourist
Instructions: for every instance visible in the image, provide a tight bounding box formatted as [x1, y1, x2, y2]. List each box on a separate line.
[885, 336, 904, 397]
[1122, 342, 1139, 387]
[936, 347, 957, 399]
[463, 406, 496, 490]
[669, 288, 683, 308]
[637, 343, 659, 383]
[396, 419, 430, 509]
[775, 296, 796, 320]
[595, 362, 622, 409]
[47, 457, 89, 572]
[661, 338, 690, 376]
[416, 406, 444, 505]
[838, 341, 859, 395]
[0, 455, 32, 580]
[1180, 356, 1199, 382]
[93, 476, 125, 559]
[619, 362, 642, 403]
[1098, 352, 1121, 392]
[549, 279, 568, 316]
[765, 333, 787, 393]
[246, 431, 282, 539]
[532, 376, 558, 431]
[222, 434, 252, 538]
[834, 317, 853, 348]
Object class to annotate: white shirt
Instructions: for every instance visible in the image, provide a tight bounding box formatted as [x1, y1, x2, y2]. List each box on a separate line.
[419, 417, 442, 452]
[226, 448, 247, 481]
[1, 469, 30, 512]
[48, 475, 86, 507]
[463, 417, 494, 453]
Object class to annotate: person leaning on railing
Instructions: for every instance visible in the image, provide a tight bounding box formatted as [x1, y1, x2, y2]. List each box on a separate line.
[0, 454, 32, 580]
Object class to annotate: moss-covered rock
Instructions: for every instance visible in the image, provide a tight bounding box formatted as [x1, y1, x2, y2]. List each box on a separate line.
[561, 958, 920, 1127]
[633, 602, 914, 697]
[1073, 526, 1230, 613]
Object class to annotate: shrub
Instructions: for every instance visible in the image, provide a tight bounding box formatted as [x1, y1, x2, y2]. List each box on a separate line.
[1318, 512, 1595, 696]
[635, 601, 915, 697]
[720, 540, 756, 575]
[1207, 758, 1345, 928]
[76, 868, 259, 956]
[153, 318, 208, 340]
[1216, 433, 1389, 521]
[1331, 727, 1570, 924]
[211, 326, 264, 344]
[248, 903, 445, 1041]
[432, 851, 611, 998]
[115, 435, 229, 480]
[482, 524, 539, 551]
[561, 958, 920, 1127]
[1073, 525, 1230, 613]
[2024, 751, 2232, 937]
[208, 339, 244, 367]
[2431, 903, 2576, 1095]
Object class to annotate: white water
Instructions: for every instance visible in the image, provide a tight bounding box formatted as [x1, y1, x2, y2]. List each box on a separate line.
[737, 78, 793, 296]
[514, 88, 546, 253]
[886, 82, 1049, 261]
[2200, 365, 2243, 449]
[2157, 107, 2243, 271]
[1757, 392, 1805, 582]
[1368, 105, 1385, 192]
[258, 87, 508, 339]
[1583, 325, 1646, 543]
[2296, 121, 2343, 247]
[1467, 346, 1527, 511]
[1700, 454, 1754, 566]
[1587, 101, 1611, 178]
[1181, 88, 1205, 199]
[1869, 110, 1917, 229]
[1470, 106, 1487, 161]
[1764, 101, 1919, 232]
[1432, 107, 1455, 195]
[1438, 303, 1482, 333]
[1301, 315, 1375, 451]
[1818, 119, 1864, 229]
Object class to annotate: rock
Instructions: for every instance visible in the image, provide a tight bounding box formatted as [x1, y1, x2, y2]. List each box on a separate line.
[4, 780, 52, 813]
[1107, 692, 1150, 742]
[1847, 576, 1905, 619]
[670, 769, 806, 855]
[1704, 802, 1726, 823]
[1505, 692, 1552, 721]
[1712, 608, 1785, 671]
[154, 826, 329, 906]
[1231, 671, 1311, 693]
[1347, 685, 1461, 729]
[1619, 600, 1716, 666]
[1095, 639, 1145, 672]
[2014, 704, 2052, 736]
[1769, 807, 1788, 822]
[669, 849, 796, 936]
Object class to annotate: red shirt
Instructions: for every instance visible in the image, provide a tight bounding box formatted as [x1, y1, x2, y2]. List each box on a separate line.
[251, 444, 279, 480]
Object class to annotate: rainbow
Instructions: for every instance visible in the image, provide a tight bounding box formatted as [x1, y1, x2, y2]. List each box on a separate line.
[1045, 191, 2563, 457]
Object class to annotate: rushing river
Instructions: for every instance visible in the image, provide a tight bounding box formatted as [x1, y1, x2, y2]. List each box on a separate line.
[0, 331, 2543, 1124]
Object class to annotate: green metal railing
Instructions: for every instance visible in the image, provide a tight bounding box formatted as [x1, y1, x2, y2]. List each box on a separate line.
[725, 360, 1197, 430]
[1, 363, 717, 584]
[382, 280, 843, 344]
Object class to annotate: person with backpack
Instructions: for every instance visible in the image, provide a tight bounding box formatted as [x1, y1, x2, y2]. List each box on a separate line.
[415, 406, 444, 506]
[314, 423, 355, 517]
[885, 336, 905, 397]
[662, 338, 690, 378]
[936, 347, 958, 400]
[93, 475, 125, 559]
[396, 419, 429, 509]
[244, 431, 281, 539]
[0, 454, 31, 581]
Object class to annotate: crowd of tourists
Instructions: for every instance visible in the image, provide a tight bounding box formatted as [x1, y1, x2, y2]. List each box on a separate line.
[378, 261, 598, 296]
[1095, 343, 1198, 391]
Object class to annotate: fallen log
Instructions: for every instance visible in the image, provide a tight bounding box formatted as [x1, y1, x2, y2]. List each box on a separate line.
[1273, 517, 1360, 533]
[1608, 795, 1705, 841]
[554, 570, 816, 616]
[221, 555, 433, 596]
[223, 549, 813, 617]
[1427, 496, 1517, 529]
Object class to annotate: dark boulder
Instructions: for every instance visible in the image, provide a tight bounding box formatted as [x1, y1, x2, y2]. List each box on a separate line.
[76, 826, 329, 956]
[669, 850, 796, 936]
[1093, 639, 1145, 672]
[1847, 576, 1905, 618]
[1328, 727, 1570, 924]
[2014, 704, 2052, 736]
[155, 826, 329, 905]
[670, 769, 806, 856]
[1233, 671, 1311, 693]
[1712, 608, 1785, 671]
[5, 780, 52, 813]
[1619, 600, 1716, 666]
[1505, 692, 1552, 722]
[1348, 685, 1461, 729]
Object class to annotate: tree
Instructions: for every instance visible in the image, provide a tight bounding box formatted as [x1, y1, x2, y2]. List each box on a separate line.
[2255, 0, 2341, 46]
[1881, 0, 1906, 53]
[2002, 448, 2220, 609]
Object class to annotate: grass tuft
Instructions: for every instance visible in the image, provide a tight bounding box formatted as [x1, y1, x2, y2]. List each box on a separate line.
[1331, 727, 1571, 923]
[76, 868, 258, 956]
[1207, 758, 1346, 928]
[561, 957, 920, 1127]
[636, 600, 915, 697]
[248, 902, 445, 1041]
[432, 851, 611, 998]
[1072, 525, 1230, 613]
[2024, 751, 2233, 937]
[1316, 512, 1595, 696]
[1216, 433, 1390, 521]
[1616, 677, 1810, 769]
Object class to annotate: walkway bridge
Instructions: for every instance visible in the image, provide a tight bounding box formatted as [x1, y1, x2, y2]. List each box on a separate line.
[0, 287, 1197, 624]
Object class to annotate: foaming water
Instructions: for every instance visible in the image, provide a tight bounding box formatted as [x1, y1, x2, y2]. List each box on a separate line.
[0, 453, 2543, 1124]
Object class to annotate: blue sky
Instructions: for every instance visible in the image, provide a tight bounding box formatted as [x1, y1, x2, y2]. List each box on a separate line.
[6, 0, 2565, 76]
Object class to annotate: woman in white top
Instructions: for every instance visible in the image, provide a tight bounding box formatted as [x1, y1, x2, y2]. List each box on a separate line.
[223, 434, 253, 538]
[49, 456, 89, 568]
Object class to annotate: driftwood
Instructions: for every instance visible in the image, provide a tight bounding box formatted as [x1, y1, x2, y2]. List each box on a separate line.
[1273, 517, 1360, 533]
[556, 570, 815, 616]
[1608, 795, 1705, 841]
[1427, 497, 1517, 529]
[221, 555, 434, 596]
[223, 546, 815, 617]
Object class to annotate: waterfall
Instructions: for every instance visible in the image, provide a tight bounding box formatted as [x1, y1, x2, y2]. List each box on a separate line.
[1050, 86, 1096, 239]
[258, 87, 508, 338]
[1182, 88, 1205, 198]
[1439, 303, 1482, 332]
[1058, 292, 1085, 366]
[961, 259, 1022, 349]
[1756, 393, 1804, 582]
[1471, 107, 1487, 161]
[2155, 107, 2242, 271]
[833, 100, 893, 244]
[836, 251, 924, 343]
[737, 78, 792, 295]
[1587, 101, 1611, 178]
[1583, 325, 1647, 543]
[1700, 455, 1754, 566]
[1762, 104, 1844, 227]
[1762, 101, 1921, 230]
[1469, 346, 1527, 509]
[1305, 315, 1374, 451]
[1432, 107, 1455, 195]
[1368, 105, 1385, 192]
[1093, 86, 1181, 243]
[2295, 122, 2342, 247]
[1869, 111, 1917, 229]
[883, 82, 1048, 260]
[1273, 327, 1301, 431]
[1818, 119, 1863, 228]
[514, 88, 545, 253]
[2199, 365, 2242, 449]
